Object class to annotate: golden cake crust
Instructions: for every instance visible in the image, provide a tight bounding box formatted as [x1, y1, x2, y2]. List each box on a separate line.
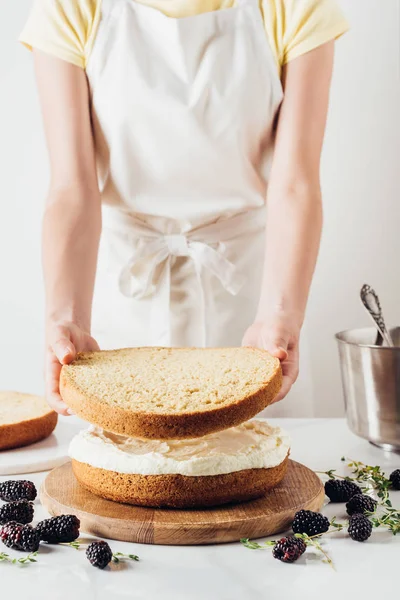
[0, 403, 58, 451]
[60, 347, 282, 440]
[71, 454, 289, 508]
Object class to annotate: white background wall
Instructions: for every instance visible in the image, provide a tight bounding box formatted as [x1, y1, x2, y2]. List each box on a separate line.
[0, 1, 399, 416]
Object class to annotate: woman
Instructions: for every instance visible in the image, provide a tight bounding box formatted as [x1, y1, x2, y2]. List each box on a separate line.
[20, 0, 348, 417]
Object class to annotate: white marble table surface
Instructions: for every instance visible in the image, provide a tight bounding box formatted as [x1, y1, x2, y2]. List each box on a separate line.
[1, 418, 399, 600]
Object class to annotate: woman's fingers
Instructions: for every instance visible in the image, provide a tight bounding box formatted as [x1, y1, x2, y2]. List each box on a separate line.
[268, 346, 289, 361]
[273, 375, 292, 403]
[51, 336, 76, 364]
[241, 321, 300, 402]
[241, 326, 257, 347]
[45, 324, 98, 416]
[49, 323, 77, 364]
[242, 325, 289, 360]
[262, 328, 290, 361]
[86, 336, 100, 352]
[273, 345, 300, 402]
[45, 352, 70, 415]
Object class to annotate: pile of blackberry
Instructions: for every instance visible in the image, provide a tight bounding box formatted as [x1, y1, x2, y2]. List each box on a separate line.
[0, 480, 81, 552]
[278, 462, 400, 562]
[244, 461, 400, 565]
[0, 480, 38, 551]
[0, 479, 139, 570]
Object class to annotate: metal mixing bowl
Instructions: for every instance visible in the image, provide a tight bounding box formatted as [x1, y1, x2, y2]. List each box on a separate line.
[336, 327, 400, 451]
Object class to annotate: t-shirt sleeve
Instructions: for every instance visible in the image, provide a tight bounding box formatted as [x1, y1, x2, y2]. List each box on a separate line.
[264, 0, 349, 71]
[18, 0, 101, 69]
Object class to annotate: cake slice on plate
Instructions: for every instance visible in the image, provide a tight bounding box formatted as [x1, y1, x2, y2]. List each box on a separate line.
[0, 392, 58, 451]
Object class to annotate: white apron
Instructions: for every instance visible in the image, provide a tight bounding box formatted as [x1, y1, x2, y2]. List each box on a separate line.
[86, 0, 314, 416]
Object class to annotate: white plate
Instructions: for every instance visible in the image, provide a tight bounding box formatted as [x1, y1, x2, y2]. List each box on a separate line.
[0, 418, 83, 475]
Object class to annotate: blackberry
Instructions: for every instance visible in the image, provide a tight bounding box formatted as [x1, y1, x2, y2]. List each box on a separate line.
[346, 494, 377, 516]
[0, 522, 40, 552]
[324, 479, 362, 503]
[292, 510, 330, 536]
[272, 537, 306, 563]
[36, 515, 80, 544]
[86, 541, 113, 569]
[389, 469, 400, 490]
[0, 500, 34, 525]
[347, 514, 372, 542]
[0, 480, 37, 502]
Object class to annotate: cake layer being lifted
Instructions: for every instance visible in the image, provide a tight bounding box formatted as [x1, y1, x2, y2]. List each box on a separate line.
[60, 347, 282, 439]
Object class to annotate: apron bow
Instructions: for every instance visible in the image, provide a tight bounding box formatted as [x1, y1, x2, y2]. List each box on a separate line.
[118, 234, 244, 300]
[103, 206, 267, 346]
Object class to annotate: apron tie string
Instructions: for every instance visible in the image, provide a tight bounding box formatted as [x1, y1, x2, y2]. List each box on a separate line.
[119, 235, 243, 299]
[118, 234, 244, 346]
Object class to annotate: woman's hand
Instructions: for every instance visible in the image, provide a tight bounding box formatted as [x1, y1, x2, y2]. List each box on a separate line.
[46, 321, 99, 415]
[242, 317, 300, 403]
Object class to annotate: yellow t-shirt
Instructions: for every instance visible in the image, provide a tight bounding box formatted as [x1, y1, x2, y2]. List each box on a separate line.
[19, 0, 348, 74]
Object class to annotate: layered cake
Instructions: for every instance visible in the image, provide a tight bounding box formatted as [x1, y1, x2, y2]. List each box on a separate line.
[61, 347, 288, 508]
[69, 420, 290, 508]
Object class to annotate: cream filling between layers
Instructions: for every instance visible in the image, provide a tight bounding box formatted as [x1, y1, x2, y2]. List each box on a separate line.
[68, 420, 290, 477]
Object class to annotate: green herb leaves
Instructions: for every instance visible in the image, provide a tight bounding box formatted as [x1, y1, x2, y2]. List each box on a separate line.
[112, 552, 140, 564]
[318, 457, 400, 535]
[0, 551, 38, 565]
[240, 538, 275, 549]
[241, 520, 343, 568]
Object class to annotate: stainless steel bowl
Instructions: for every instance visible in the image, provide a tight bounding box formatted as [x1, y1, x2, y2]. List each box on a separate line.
[336, 327, 400, 451]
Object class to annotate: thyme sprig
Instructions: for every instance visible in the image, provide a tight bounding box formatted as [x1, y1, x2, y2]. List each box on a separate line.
[240, 518, 343, 568]
[317, 457, 393, 505]
[63, 541, 81, 550]
[317, 457, 400, 535]
[295, 533, 333, 567]
[0, 551, 38, 565]
[63, 540, 140, 562]
[240, 538, 275, 549]
[345, 458, 393, 506]
[112, 552, 140, 564]
[243, 456, 400, 569]
[369, 508, 400, 535]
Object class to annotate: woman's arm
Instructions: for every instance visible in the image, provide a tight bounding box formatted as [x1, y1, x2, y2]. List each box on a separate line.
[243, 41, 334, 402]
[34, 51, 101, 414]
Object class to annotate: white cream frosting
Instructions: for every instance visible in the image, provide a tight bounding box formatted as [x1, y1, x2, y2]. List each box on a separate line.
[69, 420, 290, 477]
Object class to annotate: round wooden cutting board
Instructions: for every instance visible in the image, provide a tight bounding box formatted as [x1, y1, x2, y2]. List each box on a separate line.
[41, 460, 324, 545]
[41, 460, 325, 545]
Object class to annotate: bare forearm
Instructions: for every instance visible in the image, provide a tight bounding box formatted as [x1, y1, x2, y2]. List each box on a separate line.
[243, 43, 333, 401]
[43, 184, 102, 332]
[257, 185, 323, 327]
